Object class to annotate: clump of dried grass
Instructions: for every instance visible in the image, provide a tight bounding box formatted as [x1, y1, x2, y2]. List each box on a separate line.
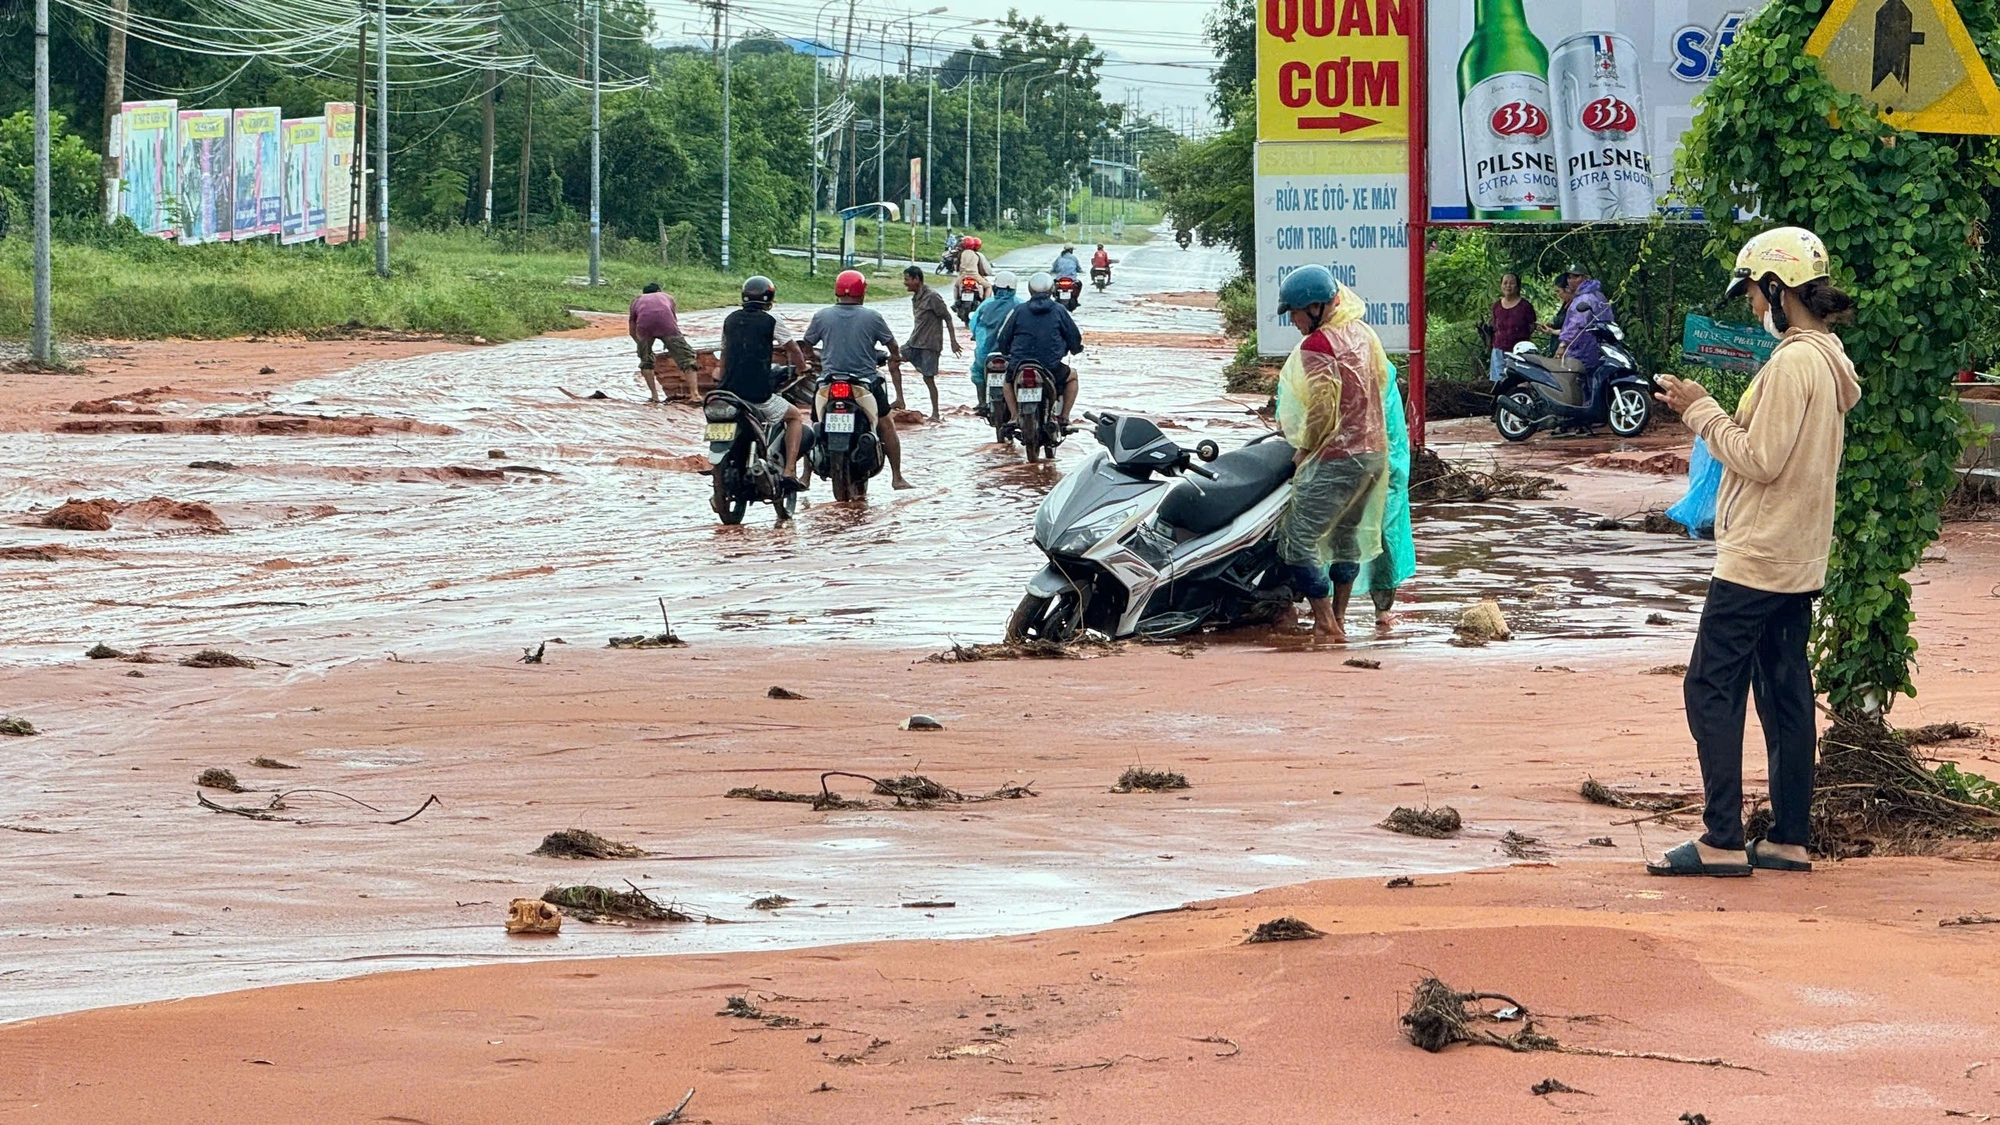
[532, 829, 647, 859]
[1114, 767, 1190, 793]
[542, 883, 690, 923]
[1244, 917, 1324, 944]
[1382, 806, 1462, 838]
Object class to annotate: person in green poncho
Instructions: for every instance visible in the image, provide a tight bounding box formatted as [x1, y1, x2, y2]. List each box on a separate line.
[1351, 360, 1416, 635]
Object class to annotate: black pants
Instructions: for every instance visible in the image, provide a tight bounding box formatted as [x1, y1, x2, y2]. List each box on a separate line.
[1684, 578, 1819, 851]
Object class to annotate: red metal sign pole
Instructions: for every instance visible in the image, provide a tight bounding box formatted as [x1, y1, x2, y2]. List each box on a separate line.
[1407, 0, 1429, 448]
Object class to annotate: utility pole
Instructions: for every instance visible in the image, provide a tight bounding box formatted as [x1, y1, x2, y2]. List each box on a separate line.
[720, 1, 731, 269]
[832, 0, 857, 214]
[876, 22, 886, 268]
[964, 66, 972, 228]
[351, 15, 367, 242]
[517, 73, 533, 244]
[480, 21, 495, 227]
[588, 0, 601, 285]
[375, 0, 389, 278]
[924, 65, 934, 238]
[31, 0, 51, 362]
[98, 0, 129, 219]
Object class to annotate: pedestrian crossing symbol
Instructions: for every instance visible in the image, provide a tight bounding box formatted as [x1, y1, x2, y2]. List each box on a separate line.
[1806, 0, 2000, 134]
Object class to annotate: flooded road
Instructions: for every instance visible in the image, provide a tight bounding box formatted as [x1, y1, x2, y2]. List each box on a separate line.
[1, 233, 1705, 668]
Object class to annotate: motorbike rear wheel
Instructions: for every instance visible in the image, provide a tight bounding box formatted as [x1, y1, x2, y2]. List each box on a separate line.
[1019, 402, 1043, 462]
[828, 455, 854, 502]
[1006, 589, 1083, 644]
[1493, 391, 1539, 443]
[712, 465, 747, 525]
[1607, 385, 1652, 438]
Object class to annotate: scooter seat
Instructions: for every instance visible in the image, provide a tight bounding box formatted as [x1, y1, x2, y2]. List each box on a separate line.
[1157, 440, 1296, 537]
[1516, 352, 1583, 374]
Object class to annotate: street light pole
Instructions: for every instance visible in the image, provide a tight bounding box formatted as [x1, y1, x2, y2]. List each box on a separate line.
[588, 0, 601, 286]
[720, 2, 731, 269]
[875, 21, 885, 269]
[807, 0, 843, 277]
[921, 19, 984, 241]
[375, 0, 389, 278]
[31, 0, 50, 363]
[994, 60, 1048, 234]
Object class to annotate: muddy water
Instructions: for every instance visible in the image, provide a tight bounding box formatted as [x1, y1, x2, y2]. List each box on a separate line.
[1, 236, 1705, 667]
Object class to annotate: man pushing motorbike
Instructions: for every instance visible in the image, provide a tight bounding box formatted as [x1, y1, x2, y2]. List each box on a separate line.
[995, 272, 1083, 431]
[1271, 264, 1390, 645]
[803, 270, 913, 491]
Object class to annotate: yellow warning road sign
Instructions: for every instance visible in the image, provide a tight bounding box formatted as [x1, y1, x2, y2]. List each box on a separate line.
[1806, 0, 2000, 134]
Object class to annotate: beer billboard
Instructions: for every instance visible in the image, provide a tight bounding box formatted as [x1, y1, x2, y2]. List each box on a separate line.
[1427, 0, 1763, 222]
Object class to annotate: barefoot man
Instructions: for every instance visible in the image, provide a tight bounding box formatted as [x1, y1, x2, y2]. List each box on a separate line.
[1272, 265, 1390, 644]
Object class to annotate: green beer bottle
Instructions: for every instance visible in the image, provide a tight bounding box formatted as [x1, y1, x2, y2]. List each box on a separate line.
[1457, 0, 1561, 221]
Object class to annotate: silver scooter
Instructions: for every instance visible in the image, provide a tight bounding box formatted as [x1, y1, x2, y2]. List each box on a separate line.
[1008, 412, 1299, 643]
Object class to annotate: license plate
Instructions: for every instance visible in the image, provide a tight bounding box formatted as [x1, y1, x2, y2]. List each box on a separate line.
[704, 422, 737, 442]
[825, 412, 856, 433]
[1016, 386, 1042, 403]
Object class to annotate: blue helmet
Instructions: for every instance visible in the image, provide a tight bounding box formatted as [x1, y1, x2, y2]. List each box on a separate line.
[1276, 265, 1337, 318]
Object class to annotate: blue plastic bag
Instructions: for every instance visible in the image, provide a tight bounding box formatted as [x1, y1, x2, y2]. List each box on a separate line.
[1666, 437, 1720, 539]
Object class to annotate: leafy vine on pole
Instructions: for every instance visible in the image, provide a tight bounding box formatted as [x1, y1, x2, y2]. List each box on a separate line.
[1677, 0, 1999, 720]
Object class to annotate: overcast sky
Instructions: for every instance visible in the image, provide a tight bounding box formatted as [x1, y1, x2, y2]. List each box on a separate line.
[645, 0, 1223, 133]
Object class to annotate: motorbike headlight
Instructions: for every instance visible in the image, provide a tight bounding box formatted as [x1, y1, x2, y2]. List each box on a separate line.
[1050, 501, 1141, 557]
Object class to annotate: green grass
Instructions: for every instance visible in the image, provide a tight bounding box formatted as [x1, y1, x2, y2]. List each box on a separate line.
[0, 225, 839, 344]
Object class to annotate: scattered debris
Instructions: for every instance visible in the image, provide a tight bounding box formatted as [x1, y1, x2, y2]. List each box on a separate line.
[903, 901, 956, 909]
[1645, 612, 1674, 626]
[725, 786, 841, 807]
[196, 768, 245, 792]
[1245, 917, 1324, 944]
[719, 996, 765, 1019]
[1579, 778, 1698, 812]
[505, 898, 563, 935]
[1114, 767, 1190, 793]
[258, 365, 277, 374]
[0, 717, 37, 737]
[1401, 976, 1757, 1070]
[1410, 448, 1555, 503]
[84, 643, 126, 659]
[1386, 876, 1416, 888]
[728, 771, 1035, 812]
[1453, 600, 1511, 646]
[542, 882, 692, 923]
[1189, 1035, 1240, 1058]
[902, 715, 944, 731]
[1500, 831, 1552, 860]
[248, 756, 299, 770]
[926, 636, 1121, 663]
[1382, 806, 1463, 838]
[1900, 722, 1985, 746]
[1587, 450, 1688, 476]
[1938, 913, 2000, 928]
[767, 685, 807, 699]
[125, 670, 145, 678]
[749, 895, 795, 910]
[608, 632, 686, 649]
[1585, 837, 1616, 847]
[1344, 657, 1382, 670]
[1646, 663, 1689, 676]
[181, 649, 254, 669]
[1811, 718, 2000, 858]
[39, 498, 118, 531]
[647, 1089, 697, 1125]
[1681, 1115, 1712, 1125]
[195, 790, 290, 821]
[532, 828, 647, 859]
[520, 642, 546, 664]
[187, 460, 236, 471]
[1, 823, 59, 834]
[1531, 1078, 1592, 1097]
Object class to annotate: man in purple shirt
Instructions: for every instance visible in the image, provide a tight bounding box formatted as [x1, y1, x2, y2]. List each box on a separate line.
[630, 283, 698, 404]
[1555, 272, 1615, 414]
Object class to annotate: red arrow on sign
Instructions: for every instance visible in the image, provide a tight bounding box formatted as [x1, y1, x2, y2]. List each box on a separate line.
[1297, 112, 1380, 133]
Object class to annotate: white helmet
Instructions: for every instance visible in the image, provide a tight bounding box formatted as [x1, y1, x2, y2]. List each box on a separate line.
[1027, 272, 1055, 296]
[1726, 226, 1830, 299]
[992, 270, 1019, 291]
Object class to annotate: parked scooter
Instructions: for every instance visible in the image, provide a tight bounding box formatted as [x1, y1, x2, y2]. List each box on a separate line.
[1053, 275, 1082, 311]
[1090, 265, 1111, 292]
[1008, 412, 1298, 643]
[1491, 323, 1654, 441]
[703, 366, 813, 525]
[953, 275, 982, 324]
[808, 372, 885, 501]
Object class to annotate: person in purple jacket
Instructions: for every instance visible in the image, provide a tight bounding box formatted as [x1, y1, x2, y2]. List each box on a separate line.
[629, 283, 698, 404]
[1555, 270, 1616, 415]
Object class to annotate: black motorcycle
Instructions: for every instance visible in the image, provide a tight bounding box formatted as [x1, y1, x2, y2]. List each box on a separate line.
[1090, 265, 1110, 292]
[704, 367, 812, 525]
[1175, 228, 1192, 250]
[980, 355, 1013, 446]
[1007, 361, 1067, 464]
[1492, 323, 1654, 441]
[1053, 275, 1082, 311]
[952, 275, 982, 324]
[809, 372, 886, 501]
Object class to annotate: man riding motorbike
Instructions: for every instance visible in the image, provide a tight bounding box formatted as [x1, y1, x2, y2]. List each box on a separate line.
[803, 269, 913, 490]
[996, 272, 1083, 430]
[956, 236, 993, 300]
[718, 275, 809, 488]
[969, 270, 1022, 416]
[1555, 270, 1616, 417]
[1051, 246, 1082, 280]
[1090, 244, 1112, 282]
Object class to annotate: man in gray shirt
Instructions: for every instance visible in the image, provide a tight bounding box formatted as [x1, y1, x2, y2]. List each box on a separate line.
[804, 270, 912, 490]
[902, 265, 961, 422]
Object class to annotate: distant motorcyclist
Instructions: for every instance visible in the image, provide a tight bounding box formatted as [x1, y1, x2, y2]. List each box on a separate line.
[803, 269, 913, 490]
[956, 235, 993, 299]
[969, 271, 1022, 414]
[939, 232, 962, 274]
[1091, 244, 1112, 272]
[1051, 246, 1082, 280]
[718, 275, 809, 488]
[1555, 270, 1616, 416]
[996, 272, 1084, 429]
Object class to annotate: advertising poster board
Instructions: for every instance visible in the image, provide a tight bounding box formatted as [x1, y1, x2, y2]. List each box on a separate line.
[1681, 313, 1776, 372]
[1254, 142, 1412, 356]
[1426, 1, 1760, 221]
[233, 108, 282, 239]
[280, 116, 328, 245]
[118, 100, 179, 238]
[175, 108, 233, 245]
[323, 102, 361, 245]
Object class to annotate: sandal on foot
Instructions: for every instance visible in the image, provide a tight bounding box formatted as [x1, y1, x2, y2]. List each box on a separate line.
[1645, 841, 1752, 878]
[1747, 839, 1812, 872]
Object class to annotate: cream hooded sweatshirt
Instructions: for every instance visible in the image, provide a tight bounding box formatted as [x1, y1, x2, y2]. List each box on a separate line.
[1678, 328, 1863, 594]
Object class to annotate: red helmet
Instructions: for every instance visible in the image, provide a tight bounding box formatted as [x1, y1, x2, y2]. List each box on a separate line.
[963, 236, 981, 250]
[834, 269, 868, 301]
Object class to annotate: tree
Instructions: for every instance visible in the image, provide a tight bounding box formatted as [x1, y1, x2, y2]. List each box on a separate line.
[1678, 0, 2000, 718]
[1145, 0, 1256, 266]
[0, 110, 103, 221]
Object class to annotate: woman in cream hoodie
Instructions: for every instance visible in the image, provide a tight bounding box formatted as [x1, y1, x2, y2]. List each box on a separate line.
[1649, 227, 1863, 878]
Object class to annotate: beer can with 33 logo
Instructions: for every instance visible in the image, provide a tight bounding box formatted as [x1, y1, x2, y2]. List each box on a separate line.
[1551, 31, 1655, 222]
